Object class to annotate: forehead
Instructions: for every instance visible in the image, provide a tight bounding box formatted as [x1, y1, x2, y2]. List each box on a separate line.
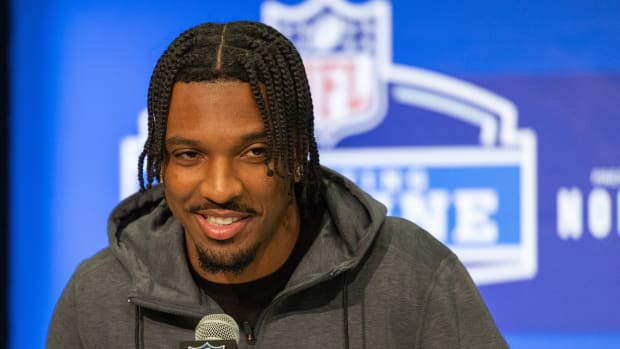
[167, 81, 265, 136]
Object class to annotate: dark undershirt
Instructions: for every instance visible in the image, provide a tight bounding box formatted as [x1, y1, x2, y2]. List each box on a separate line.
[192, 206, 323, 329]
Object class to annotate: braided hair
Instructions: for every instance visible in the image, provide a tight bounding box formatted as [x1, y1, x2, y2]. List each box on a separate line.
[138, 21, 322, 208]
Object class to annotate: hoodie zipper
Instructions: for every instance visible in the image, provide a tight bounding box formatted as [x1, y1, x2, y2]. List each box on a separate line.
[242, 321, 256, 344]
[248, 264, 352, 346]
[128, 264, 354, 347]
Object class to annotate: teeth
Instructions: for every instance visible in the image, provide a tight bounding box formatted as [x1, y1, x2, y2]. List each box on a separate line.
[206, 216, 240, 226]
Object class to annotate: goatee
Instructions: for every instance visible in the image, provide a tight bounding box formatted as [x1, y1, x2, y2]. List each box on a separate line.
[195, 243, 260, 275]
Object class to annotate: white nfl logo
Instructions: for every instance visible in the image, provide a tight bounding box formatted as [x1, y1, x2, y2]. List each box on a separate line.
[262, 0, 391, 148]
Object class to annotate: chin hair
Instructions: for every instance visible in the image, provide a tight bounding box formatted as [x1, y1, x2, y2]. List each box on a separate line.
[195, 243, 260, 275]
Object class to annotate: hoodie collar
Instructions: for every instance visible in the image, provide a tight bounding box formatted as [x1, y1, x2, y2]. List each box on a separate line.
[107, 167, 387, 312]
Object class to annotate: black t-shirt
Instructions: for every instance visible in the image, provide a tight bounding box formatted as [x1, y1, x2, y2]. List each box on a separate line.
[192, 207, 323, 329]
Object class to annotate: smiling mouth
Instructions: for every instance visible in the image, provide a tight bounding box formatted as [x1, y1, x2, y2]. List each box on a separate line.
[193, 211, 252, 241]
[204, 215, 244, 226]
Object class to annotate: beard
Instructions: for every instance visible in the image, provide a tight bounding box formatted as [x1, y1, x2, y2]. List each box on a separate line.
[195, 241, 261, 275]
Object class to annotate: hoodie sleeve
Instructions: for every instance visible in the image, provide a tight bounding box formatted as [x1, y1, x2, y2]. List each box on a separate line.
[414, 254, 508, 349]
[47, 273, 84, 349]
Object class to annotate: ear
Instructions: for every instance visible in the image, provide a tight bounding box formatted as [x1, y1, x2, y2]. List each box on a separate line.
[159, 162, 167, 185]
[294, 164, 303, 183]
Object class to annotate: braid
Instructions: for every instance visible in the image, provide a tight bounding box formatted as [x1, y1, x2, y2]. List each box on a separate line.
[139, 21, 324, 209]
[242, 56, 274, 174]
[248, 23, 311, 192]
[259, 24, 322, 203]
[140, 28, 198, 188]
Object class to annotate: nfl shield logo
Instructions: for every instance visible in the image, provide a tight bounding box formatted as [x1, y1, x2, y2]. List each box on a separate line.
[262, 0, 391, 147]
[187, 343, 225, 349]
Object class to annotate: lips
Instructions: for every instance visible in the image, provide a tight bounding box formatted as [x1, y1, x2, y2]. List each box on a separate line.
[194, 211, 251, 241]
[206, 216, 242, 225]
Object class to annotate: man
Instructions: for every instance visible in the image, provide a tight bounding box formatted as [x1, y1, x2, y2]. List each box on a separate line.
[47, 21, 508, 348]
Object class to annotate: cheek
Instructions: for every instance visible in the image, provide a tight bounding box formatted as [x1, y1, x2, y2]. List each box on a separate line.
[163, 166, 201, 203]
[245, 173, 292, 207]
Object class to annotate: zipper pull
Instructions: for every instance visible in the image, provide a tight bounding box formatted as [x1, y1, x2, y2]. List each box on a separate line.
[242, 321, 256, 344]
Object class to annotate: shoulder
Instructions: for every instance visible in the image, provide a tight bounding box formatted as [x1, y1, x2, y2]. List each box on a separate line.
[351, 216, 461, 300]
[49, 248, 140, 348]
[69, 248, 131, 300]
[73, 248, 123, 278]
[373, 216, 455, 270]
[359, 216, 484, 303]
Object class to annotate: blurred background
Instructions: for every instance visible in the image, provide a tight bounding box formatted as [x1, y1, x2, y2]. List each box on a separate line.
[3, 0, 620, 347]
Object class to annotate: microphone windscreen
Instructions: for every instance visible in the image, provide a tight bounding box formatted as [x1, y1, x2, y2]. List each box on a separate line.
[195, 313, 240, 344]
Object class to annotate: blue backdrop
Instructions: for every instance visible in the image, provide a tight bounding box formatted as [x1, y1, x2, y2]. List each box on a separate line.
[10, 0, 620, 348]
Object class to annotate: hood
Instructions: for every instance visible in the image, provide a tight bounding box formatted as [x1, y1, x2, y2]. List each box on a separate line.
[107, 167, 387, 310]
[285, 167, 387, 287]
[108, 185, 205, 314]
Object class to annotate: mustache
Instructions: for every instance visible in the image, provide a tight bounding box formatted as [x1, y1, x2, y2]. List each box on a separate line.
[188, 200, 260, 216]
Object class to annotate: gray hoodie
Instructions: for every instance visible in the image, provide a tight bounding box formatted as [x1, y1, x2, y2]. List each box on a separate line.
[47, 168, 508, 348]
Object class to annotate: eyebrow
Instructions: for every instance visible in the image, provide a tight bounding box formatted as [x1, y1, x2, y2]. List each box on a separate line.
[240, 131, 268, 143]
[166, 136, 201, 148]
[166, 131, 268, 148]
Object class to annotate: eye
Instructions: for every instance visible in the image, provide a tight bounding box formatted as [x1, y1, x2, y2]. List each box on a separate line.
[249, 147, 266, 157]
[242, 145, 268, 162]
[177, 150, 199, 159]
[171, 150, 202, 165]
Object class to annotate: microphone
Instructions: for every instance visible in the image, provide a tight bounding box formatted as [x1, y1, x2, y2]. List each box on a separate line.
[179, 314, 240, 349]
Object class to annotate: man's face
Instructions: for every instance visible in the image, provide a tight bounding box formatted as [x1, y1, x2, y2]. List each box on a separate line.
[163, 81, 300, 283]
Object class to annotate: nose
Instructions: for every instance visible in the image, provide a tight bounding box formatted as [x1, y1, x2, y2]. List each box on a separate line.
[199, 157, 243, 205]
